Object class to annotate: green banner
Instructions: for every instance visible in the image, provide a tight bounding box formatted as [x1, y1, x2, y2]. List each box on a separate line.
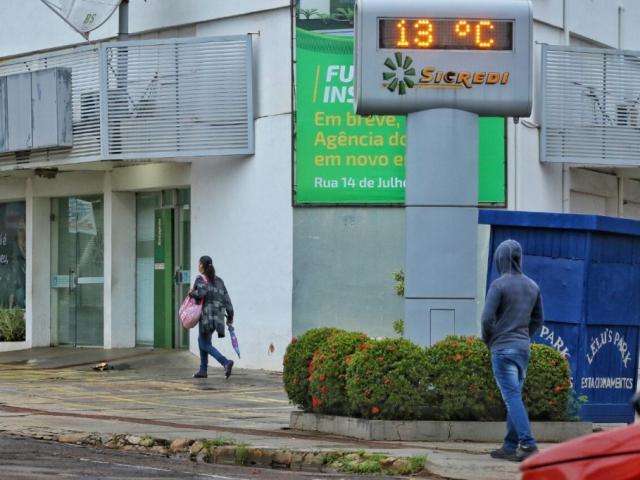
[294, 28, 506, 205]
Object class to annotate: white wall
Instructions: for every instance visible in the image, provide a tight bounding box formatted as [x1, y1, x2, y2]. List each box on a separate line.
[0, 0, 117, 58]
[191, 116, 293, 372]
[514, 4, 640, 217]
[568, 0, 621, 48]
[509, 22, 565, 213]
[0, 176, 27, 201]
[111, 163, 190, 191]
[0, 0, 290, 59]
[103, 173, 136, 349]
[299, 0, 331, 16]
[189, 7, 293, 371]
[25, 181, 50, 348]
[129, 0, 289, 34]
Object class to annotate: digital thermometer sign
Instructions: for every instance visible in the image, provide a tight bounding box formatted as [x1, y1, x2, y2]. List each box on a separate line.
[355, 0, 533, 116]
[379, 18, 514, 51]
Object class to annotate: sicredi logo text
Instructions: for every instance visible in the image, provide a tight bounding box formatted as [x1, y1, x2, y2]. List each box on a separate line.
[420, 67, 510, 89]
[381, 52, 510, 95]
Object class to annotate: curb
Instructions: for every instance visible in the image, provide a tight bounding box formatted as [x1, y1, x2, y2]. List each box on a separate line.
[52, 432, 427, 476]
[290, 412, 594, 443]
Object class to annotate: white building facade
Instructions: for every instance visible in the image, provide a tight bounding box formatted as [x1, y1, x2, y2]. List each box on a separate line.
[0, 0, 292, 370]
[2, 1, 640, 370]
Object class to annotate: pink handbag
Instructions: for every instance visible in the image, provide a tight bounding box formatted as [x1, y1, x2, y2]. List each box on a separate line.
[178, 276, 207, 329]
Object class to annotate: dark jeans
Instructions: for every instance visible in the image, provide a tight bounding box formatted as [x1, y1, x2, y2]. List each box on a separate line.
[198, 331, 229, 372]
[491, 348, 536, 451]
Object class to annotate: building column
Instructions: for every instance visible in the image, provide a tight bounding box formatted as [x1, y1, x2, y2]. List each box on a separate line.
[103, 172, 136, 348]
[25, 178, 51, 347]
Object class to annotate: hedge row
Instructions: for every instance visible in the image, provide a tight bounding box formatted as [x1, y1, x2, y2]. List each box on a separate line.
[283, 329, 574, 422]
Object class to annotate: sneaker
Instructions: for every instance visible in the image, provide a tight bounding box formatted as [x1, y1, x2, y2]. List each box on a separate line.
[490, 447, 518, 461]
[224, 360, 234, 379]
[516, 445, 539, 462]
[192, 371, 208, 379]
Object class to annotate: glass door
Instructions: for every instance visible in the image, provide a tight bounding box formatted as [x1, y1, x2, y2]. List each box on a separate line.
[51, 196, 104, 347]
[145, 189, 190, 349]
[174, 190, 191, 349]
[135, 192, 161, 345]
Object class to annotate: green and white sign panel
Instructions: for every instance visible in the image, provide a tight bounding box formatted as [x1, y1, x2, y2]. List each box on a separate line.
[294, 28, 506, 205]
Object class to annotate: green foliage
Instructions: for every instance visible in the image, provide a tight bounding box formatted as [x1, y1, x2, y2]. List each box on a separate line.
[407, 456, 427, 475]
[283, 330, 576, 422]
[524, 344, 573, 420]
[234, 444, 249, 466]
[0, 309, 25, 342]
[392, 270, 405, 297]
[327, 452, 425, 475]
[392, 319, 404, 337]
[283, 327, 341, 410]
[333, 7, 354, 23]
[298, 8, 319, 19]
[308, 331, 370, 415]
[424, 336, 504, 420]
[424, 337, 575, 421]
[346, 338, 433, 420]
[202, 437, 235, 448]
[567, 392, 589, 421]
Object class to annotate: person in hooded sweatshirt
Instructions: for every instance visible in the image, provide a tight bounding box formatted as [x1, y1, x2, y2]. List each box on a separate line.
[481, 239, 544, 462]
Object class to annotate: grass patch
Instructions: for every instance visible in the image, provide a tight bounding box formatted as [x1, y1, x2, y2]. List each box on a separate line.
[327, 451, 426, 475]
[202, 437, 236, 449]
[234, 444, 250, 465]
[322, 451, 342, 465]
[408, 455, 426, 473]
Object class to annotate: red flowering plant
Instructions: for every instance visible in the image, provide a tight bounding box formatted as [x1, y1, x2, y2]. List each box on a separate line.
[424, 336, 504, 420]
[524, 343, 573, 420]
[425, 336, 574, 421]
[308, 331, 370, 415]
[283, 328, 341, 410]
[346, 338, 435, 420]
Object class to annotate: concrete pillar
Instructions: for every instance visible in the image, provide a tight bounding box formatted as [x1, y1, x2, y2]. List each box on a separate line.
[404, 109, 479, 346]
[25, 178, 51, 347]
[103, 172, 136, 348]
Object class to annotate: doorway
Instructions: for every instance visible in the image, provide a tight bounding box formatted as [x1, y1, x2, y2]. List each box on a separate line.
[51, 196, 104, 346]
[135, 189, 190, 348]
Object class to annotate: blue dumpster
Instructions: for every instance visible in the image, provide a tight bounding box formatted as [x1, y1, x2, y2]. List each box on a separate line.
[479, 210, 640, 423]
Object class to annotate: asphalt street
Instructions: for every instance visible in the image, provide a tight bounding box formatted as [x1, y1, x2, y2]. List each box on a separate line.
[0, 434, 415, 480]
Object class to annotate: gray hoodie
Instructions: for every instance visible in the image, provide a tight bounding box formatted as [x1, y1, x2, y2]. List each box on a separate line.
[481, 239, 544, 351]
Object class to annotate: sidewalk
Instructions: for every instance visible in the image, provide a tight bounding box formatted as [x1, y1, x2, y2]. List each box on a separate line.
[0, 348, 524, 479]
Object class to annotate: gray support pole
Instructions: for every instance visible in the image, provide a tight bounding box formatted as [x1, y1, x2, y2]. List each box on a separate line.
[404, 108, 479, 346]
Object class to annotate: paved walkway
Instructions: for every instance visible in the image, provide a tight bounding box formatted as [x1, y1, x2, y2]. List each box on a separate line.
[0, 348, 523, 480]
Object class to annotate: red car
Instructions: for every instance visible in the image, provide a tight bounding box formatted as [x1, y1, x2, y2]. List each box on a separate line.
[520, 395, 640, 479]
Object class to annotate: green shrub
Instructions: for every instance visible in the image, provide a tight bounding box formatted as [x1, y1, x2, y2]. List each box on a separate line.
[284, 328, 575, 422]
[308, 331, 370, 415]
[424, 336, 574, 421]
[424, 336, 504, 421]
[346, 338, 434, 420]
[283, 328, 341, 410]
[525, 344, 573, 421]
[0, 309, 25, 342]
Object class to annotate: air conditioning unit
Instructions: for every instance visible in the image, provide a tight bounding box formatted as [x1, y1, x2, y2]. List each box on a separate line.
[0, 68, 73, 153]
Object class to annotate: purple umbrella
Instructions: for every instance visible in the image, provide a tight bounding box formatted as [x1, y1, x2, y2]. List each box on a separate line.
[228, 325, 241, 358]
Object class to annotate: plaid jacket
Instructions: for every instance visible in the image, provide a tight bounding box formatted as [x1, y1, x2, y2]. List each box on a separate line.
[190, 275, 234, 337]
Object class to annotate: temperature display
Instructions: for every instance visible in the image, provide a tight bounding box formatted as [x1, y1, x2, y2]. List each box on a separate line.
[379, 18, 513, 51]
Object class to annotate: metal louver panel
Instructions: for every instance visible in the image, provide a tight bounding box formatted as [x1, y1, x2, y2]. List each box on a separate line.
[102, 35, 254, 159]
[0, 45, 101, 167]
[542, 45, 640, 165]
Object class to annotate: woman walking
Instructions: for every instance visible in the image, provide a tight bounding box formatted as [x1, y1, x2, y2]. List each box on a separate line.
[190, 256, 234, 379]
